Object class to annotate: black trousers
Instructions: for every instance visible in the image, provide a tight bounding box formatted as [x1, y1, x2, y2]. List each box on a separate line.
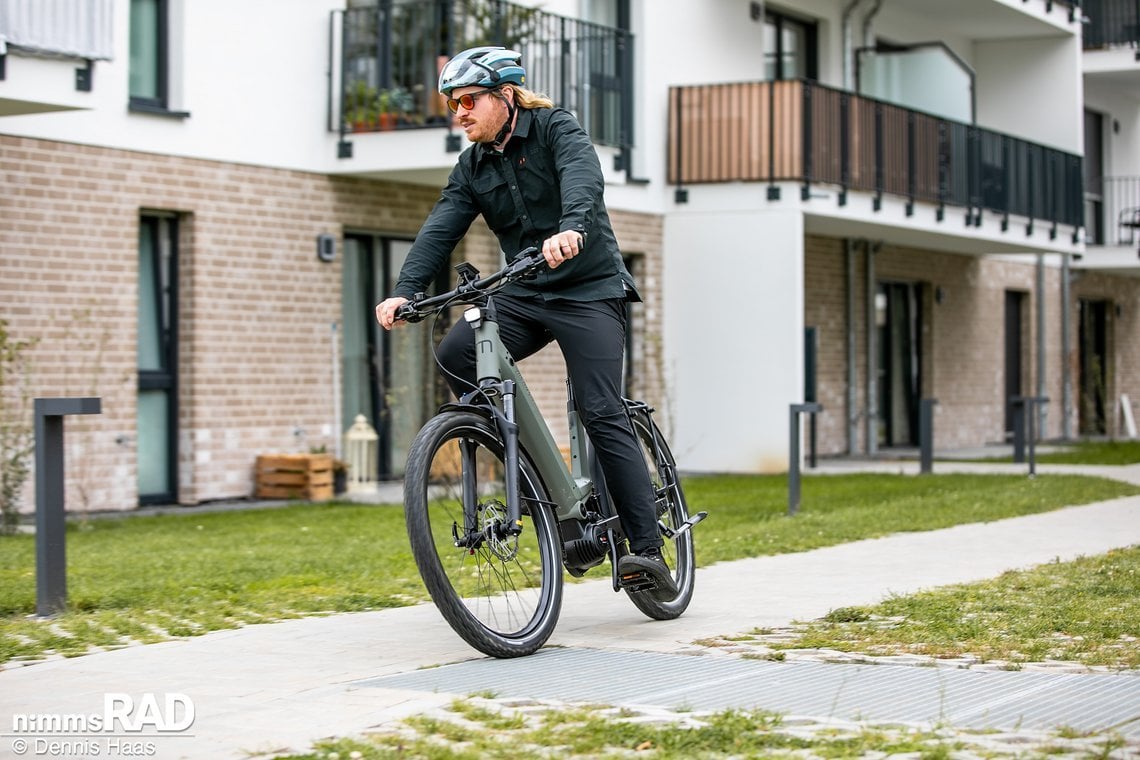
[436, 294, 662, 553]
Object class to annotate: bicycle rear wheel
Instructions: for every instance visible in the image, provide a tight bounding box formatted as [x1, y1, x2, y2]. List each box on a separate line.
[625, 407, 696, 620]
[403, 410, 562, 658]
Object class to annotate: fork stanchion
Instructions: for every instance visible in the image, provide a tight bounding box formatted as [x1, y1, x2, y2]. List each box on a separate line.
[34, 397, 102, 617]
[919, 398, 938, 474]
[789, 403, 822, 516]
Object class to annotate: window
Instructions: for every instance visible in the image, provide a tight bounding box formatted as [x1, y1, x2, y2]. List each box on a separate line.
[764, 10, 817, 80]
[129, 0, 168, 109]
[1084, 109, 1105, 246]
[342, 234, 444, 479]
[138, 213, 179, 503]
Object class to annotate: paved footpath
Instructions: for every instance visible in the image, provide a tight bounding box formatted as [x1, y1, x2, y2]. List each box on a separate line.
[1, 466, 1139, 759]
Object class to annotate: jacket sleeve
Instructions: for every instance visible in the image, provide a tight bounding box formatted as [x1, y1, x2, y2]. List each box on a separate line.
[391, 160, 481, 299]
[546, 109, 603, 244]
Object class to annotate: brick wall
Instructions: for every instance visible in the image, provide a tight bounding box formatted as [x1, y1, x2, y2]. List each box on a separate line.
[806, 236, 1077, 455]
[1, 135, 665, 512]
[1072, 271, 1140, 437]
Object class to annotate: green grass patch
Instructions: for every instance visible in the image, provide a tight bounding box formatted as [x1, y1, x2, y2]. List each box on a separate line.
[278, 697, 1127, 759]
[772, 545, 1140, 668]
[965, 439, 1140, 465]
[687, 472, 1136, 565]
[0, 472, 1135, 664]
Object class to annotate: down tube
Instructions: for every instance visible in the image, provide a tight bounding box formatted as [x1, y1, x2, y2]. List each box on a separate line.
[494, 359, 588, 521]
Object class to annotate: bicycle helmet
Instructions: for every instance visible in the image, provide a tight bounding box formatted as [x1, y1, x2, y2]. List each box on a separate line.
[438, 46, 526, 95]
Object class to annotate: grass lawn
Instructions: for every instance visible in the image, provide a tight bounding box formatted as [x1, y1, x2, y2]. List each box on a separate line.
[713, 544, 1140, 670]
[964, 439, 1140, 465]
[1, 472, 1136, 665]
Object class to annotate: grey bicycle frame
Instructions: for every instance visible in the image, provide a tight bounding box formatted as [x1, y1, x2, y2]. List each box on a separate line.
[466, 302, 594, 523]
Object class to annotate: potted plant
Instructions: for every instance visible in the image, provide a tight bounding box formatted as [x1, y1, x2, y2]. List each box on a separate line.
[387, 87, 416, 127]
[372, 87, 409, 130]
[344, 80, 378, 132]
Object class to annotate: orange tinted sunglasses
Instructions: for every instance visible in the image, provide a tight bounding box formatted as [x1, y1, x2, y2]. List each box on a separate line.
[446, 90, 497, 113]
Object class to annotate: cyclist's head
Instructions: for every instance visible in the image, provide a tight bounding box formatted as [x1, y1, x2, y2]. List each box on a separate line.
[438, 46, 526, 95]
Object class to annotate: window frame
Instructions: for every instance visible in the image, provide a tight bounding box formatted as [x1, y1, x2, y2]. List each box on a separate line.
[765, 9, 818, 81]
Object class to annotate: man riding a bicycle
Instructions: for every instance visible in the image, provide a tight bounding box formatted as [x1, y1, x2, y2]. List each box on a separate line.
[375, 46, 675, 597]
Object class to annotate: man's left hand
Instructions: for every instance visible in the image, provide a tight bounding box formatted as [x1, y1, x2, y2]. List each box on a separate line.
[541, 230, 584, 269]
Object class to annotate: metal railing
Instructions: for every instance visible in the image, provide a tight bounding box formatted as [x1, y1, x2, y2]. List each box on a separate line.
[1086, 176, 1140, 246]
[1083, 0, 1140, 48]
[333, 0, 632, 149]
[668, 80, 1084, 234]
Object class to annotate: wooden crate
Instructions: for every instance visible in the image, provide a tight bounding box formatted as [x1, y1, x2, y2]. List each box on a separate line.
[255, 454, 334, 501]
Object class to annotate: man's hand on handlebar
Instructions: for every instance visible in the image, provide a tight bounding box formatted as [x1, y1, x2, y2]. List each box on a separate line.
[375, 296, 409, 331]
[375, 248, 549, 329]
[541, 230, 583, 269]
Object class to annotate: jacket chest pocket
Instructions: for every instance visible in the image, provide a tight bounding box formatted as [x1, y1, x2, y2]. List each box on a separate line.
[518, 151, 557, 207]
[471, 171, 514, 230]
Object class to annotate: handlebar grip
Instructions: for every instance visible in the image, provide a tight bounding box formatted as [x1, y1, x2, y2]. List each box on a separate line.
[394, 302, 422, 323]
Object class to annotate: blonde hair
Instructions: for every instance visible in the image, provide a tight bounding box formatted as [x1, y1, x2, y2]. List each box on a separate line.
[509, 86, 554, 110]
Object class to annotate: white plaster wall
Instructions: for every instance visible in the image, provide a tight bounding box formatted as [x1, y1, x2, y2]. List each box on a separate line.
[974, 35, 1083, 152]
[663, 201, 805, 473]
[1084, 79, 1140, 178]
[0, 0, 342, 171]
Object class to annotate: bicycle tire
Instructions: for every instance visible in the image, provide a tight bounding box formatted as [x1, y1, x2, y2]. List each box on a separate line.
[624, 408, 696, 620]
[404, 410, 563, 658]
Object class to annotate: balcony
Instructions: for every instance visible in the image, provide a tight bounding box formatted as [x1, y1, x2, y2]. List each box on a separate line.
[1083, 0, 1140, 49]
[1087, 176, 1140, 247]
[331, 0, 632, 157]
[667, 80, 1083, 239]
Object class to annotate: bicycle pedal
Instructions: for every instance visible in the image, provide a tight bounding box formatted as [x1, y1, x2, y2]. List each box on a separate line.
[618, 571, 659, 592]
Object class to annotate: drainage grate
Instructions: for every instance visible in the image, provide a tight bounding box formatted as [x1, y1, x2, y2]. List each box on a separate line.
[357, 648, 1140, 737]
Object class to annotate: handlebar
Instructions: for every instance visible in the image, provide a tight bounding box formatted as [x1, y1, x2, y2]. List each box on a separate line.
[394, 247, 548, 324]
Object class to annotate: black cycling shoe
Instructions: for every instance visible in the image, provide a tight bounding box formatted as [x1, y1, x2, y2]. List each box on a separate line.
[618, 548, 678, 599]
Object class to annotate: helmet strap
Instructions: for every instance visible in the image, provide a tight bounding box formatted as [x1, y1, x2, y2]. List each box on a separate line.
[491, 89, 517, 149]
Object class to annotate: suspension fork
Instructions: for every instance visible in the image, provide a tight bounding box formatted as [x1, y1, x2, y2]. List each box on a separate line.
[498, 380, 524, 535]
[454, 381, 523, 545]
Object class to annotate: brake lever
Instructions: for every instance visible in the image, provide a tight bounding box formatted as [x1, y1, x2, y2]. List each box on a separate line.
[511, 248, 547, 281]
[394, 302, 422, 324]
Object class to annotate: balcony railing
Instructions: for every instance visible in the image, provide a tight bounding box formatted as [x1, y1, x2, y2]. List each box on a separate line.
[1083, 0, 1140, 48]
[1086, 176, 1140, 246]
[668, 80, 1084, 235]
[333, 0, 633, 150]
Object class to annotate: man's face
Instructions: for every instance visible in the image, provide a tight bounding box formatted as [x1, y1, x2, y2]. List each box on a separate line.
[450, 86, 507, 144]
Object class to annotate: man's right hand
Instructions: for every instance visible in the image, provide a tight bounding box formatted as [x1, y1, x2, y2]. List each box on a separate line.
[375, 296, 410, 330]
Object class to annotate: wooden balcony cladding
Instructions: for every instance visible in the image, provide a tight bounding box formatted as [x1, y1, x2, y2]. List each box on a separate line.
[668, 79, 1084, 234]
[668, 81, 800, 184]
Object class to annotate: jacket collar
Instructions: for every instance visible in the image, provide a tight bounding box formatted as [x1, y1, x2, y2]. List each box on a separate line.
[473, 107, 535, 164]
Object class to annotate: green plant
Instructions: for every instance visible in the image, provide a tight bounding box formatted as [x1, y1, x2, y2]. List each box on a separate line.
[0, 319, 36, 535]
[343, 79, 379, 128]
[384, 86, 414, 115]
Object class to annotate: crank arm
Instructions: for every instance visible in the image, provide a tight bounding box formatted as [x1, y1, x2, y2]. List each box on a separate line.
[658, 510, 708, 539]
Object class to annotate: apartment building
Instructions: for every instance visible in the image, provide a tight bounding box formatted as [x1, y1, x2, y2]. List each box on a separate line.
[1, 0, 1136, 511]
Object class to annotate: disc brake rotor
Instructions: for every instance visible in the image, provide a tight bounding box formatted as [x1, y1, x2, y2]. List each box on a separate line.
[479, 499, 518, 561]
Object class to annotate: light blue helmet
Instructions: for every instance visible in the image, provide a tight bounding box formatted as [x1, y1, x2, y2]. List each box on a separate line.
[438, 46, 526, 95]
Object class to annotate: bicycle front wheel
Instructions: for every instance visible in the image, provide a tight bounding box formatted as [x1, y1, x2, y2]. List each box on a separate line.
[403, 410, 563, 658]
[625, 407, 696, 620]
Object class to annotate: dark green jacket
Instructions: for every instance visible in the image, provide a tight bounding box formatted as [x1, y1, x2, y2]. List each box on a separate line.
[392, 107, 640, 302]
